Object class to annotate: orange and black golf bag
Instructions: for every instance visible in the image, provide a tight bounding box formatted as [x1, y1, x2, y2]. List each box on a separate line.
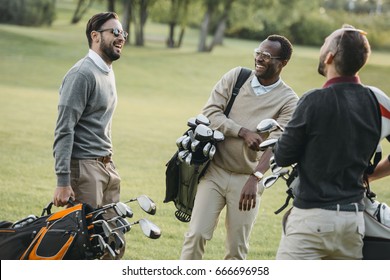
[0, 202, 102, 260]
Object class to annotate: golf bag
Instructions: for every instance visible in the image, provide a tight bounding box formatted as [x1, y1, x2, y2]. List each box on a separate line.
[362, 194, 390, 260]
[164, 67, 252, 222]
[0, 202, 97, 260]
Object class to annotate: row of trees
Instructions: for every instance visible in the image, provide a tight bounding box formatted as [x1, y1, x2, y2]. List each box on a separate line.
[1, 0, 390, 51]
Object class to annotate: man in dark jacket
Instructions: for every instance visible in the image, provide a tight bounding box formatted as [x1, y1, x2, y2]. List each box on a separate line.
[274, 25, 381, 259]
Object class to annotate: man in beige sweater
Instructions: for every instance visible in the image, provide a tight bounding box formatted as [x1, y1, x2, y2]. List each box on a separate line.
[180, 35, 298, 260]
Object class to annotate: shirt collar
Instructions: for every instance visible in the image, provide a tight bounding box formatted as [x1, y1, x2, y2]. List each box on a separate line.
[323, 76, 361, 88]
[251, 77, 282, 95]
[88, 49, 112, 73]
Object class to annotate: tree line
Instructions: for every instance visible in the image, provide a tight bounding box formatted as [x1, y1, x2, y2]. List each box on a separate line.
[1, 0, 390, 51]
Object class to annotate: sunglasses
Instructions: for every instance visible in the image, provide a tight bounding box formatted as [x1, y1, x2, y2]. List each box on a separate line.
[96, 28, 128, 40]
[253, 48, 281, 62]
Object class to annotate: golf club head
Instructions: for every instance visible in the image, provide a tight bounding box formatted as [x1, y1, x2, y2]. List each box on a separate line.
[92, 220, 113, 238]
[114, 218, 131, 234]
[176, 135, 187, 148]
[195, 114, 210, 126]
[271, 164, 283, 174]
[178, 150, 189, 162]
[187, 117, 197, 129]
[191, 139, 200, 152]
[262, 174, 280, 189]
[90, 234, 106, 253]
[185, 152, 192, 166]
[203, 142, 212, 157]
[194, 124, 213, 141]
[257, 118, 284, 133]
[105, 242, 117, 258]
[181, 136, 191, 149]
[138, 218, 161, 239]
[135, 195, 157, 215]
[259, 138, 278, 151]
[114, 202, 133, 218]
[208, 145, 216, 160]
[212, 130, 224, 142]
[277, 168, 290, 177]
[110, 231, 125, 250]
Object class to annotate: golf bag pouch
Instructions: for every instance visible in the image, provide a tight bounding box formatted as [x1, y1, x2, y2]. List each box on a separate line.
[174, 159, 210, 222]
[363, 209, 390, 260]
[0, 203, 95, 260]
[164, 151, 181, 203]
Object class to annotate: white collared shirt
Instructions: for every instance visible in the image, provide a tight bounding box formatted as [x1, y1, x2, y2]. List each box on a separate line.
[251, 77, 282, 96]
[88, 49, 112, 73]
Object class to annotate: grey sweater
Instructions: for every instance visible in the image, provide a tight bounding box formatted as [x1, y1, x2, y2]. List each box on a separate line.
[53, 56, 118, 186]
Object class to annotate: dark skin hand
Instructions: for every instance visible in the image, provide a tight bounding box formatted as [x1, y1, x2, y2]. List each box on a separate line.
[239, 147, 273, 211]
[238, 127, 263, 151]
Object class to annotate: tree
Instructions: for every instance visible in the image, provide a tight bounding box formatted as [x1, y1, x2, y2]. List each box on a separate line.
[198, 0, 235, 52]
[121, 0, 154, 46]
[166, 0, 191, 48]
[71, 0, 95, 24]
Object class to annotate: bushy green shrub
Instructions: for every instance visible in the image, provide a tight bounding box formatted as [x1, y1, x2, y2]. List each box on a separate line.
[289, 13, 336, 46]
[0, 0, 56, 26]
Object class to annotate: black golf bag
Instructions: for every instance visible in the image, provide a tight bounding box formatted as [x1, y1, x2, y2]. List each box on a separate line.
[0, 202, 103, 260]
[165, 149, 210, 222]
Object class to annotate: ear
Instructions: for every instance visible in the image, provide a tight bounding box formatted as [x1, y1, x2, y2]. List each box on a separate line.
[324, 52, 334, 64]
[91, 31, 100, 43]
[280, 59, 288, 67]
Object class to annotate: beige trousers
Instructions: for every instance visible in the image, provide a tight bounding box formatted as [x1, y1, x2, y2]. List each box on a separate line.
[180, 162, 262, 260]
[70, 159, 124, 259]
[276, 207, 365, 260]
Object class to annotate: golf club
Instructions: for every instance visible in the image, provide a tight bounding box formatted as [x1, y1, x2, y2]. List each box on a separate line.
[125, 195, 157, 215]
[259, 138, 278, 151]
[113, 202, 133, 218]
[203, 142, 212, 157]
[178, 150, 189, 162]
[212, 130, 225, 142]
[195, 114, 210, 126]
[208, 145, 216, 160]
[257, 118, 284, 133]
[176, 135, 187, 148]
[194, 124, 213, 141]
[187, 117, 197, 129]
[136, 219, 162, 239]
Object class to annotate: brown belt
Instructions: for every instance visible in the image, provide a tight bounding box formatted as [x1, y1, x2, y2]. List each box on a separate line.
[96, 156, 112, 164]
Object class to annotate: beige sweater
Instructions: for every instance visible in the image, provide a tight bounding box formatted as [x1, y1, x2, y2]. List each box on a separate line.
[202, 66, 298, 174]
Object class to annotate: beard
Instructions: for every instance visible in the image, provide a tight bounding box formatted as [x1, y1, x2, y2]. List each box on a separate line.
[100, 38, 121, 62]
[317, 51, 328, 77]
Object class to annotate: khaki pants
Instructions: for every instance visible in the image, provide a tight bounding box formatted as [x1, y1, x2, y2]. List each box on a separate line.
[70, 159, 124, 259]
[180, 163, 263, 260]
[276, 207, 365, 260]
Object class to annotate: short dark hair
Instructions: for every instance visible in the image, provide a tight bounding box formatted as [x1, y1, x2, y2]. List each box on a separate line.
[267, 35, 293, 61]
[86, 12, 119, 47]
[333, 24, 370, 76]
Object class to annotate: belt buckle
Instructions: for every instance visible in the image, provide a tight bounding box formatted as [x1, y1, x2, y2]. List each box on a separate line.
[98, 156, 111, 164]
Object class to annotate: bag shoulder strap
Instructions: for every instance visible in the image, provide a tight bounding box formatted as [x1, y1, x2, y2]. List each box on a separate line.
[224, 67, 252, 117]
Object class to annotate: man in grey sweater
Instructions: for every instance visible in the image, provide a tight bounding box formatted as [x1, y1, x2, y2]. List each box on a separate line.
[52, 12, 127, 258]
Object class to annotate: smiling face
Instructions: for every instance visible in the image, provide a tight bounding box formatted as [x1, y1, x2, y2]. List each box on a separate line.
[91, 18, 125, 65]
[254, 39, 287, 86]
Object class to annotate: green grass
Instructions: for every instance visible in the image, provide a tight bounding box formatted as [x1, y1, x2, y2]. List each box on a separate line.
[1, 6, 390, 260]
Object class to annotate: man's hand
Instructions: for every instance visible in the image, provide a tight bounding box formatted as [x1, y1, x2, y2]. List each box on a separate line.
[238, 127, 263, 151]
[239, 176, 259, 211]
[53, 186, 75, 207]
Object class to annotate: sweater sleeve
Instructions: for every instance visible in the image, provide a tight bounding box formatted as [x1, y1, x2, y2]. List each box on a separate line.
[201, 67, 245, 137]
[53, 71, 89, 186]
